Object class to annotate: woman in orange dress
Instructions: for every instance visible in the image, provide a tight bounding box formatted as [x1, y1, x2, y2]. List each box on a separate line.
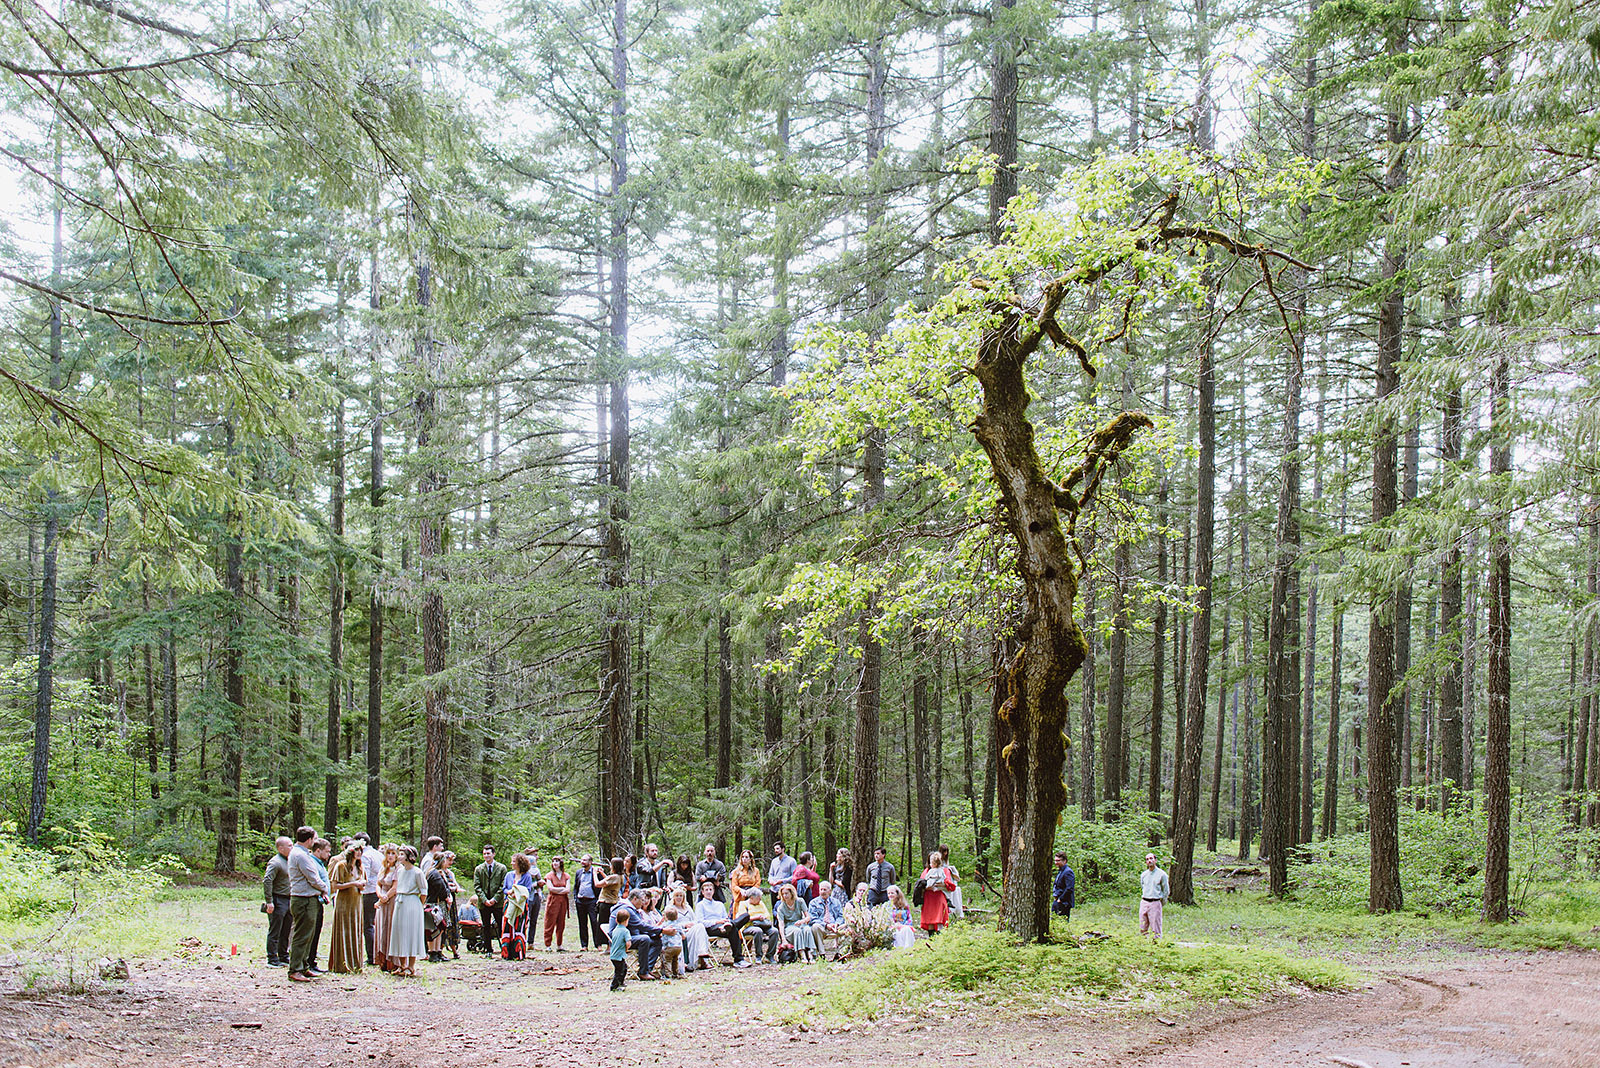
[543, 856, 570, 950]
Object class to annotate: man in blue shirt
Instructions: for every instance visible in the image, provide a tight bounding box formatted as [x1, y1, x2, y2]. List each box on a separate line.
[767, 842, 797, 906]
[610, 890, 663, 979]
[1052, 852, 1076, 919]
[694, 879, 749, 967]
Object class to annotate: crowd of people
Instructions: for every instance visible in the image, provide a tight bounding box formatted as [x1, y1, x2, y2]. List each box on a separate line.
[264, 828, 1172, 988]
[263, 831, 977, 986]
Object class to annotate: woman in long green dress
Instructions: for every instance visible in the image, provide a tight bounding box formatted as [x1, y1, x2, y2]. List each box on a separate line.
[389, 845, 427, 977]
[327, 845, 365, 974]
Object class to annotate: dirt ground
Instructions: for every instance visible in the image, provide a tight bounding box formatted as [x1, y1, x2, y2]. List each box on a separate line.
[1, 946, 1595, 1068]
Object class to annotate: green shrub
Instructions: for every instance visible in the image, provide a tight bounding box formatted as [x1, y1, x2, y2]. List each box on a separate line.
[1054, 807, 1165, 896]
[781, 923, 1354, 1024]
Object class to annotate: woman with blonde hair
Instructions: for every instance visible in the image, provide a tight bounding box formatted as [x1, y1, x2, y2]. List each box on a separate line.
[886, 885, 917, 948]
[773, 883, 815, 962]
[373, 844, 399, 972]
[667, 883, 710, 970]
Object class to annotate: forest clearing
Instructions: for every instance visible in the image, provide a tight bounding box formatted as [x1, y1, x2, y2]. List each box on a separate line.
[5, 0, 1600, 1062]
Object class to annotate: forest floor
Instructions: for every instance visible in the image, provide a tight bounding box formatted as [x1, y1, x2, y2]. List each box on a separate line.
[1, 940, 1594, 1068]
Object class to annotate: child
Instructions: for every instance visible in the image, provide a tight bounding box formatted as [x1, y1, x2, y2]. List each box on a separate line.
[660, 908, 683, 979]
[609, 906, 632, 990]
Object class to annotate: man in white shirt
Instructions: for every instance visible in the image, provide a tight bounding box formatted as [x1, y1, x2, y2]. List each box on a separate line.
[1139, 853, 1169, 938]
[357, 832, 383, 965]
[694, 879, 750, 967]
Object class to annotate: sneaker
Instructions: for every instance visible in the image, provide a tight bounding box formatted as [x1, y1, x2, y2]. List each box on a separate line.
[734, 959, 751, 968]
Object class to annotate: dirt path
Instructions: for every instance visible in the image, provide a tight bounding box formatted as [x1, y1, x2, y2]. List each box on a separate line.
[1, 949, 1594, 1067]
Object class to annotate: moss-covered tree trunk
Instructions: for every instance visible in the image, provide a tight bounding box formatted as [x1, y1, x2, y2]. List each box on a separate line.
[974, 304, 1150, 942]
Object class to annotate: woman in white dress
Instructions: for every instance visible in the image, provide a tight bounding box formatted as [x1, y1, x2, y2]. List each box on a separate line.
[667, 885, 710, 970]
[389, 845, 428, 977]
[887, 885, 918, 949]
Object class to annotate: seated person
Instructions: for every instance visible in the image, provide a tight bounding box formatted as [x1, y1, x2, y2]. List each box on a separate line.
[456, 900, 483, 953]
[807, 879, 845, 956]
[736, 885, 779, 965]
[886, 885, 917, 948]
[695, 879, 748, 968]
[610, 889, 663, 979]
[792, 852, 823, 903]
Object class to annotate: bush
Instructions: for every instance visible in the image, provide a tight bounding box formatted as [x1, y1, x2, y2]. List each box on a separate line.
[782, 923, 1353, 1024]
[0, 824, 179, 991]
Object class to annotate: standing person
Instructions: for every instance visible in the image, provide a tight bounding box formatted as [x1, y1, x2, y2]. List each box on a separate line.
[374, 844, 399, 971]
[672, 854, 695, 891]
[1139, 853, 1169, 939]
[308, 839, 333, 972]
[621, 853, 642, 893]
[937, 844, 963, 919]
[695, 879, 748, 967]
[439, 852, 463, 959]
[420, 836, 445, 875]
[523, 847, 546, 936]
[286, 827, 329, 983]
[327, 844, 365, 974]
[573, 854, 605, 950]
[544, 856, 571, 950]
[917, 851, 957, 934]
[826, 848, 854, 901]
[263, 837, 292, 968]
[608, 904, 632, 991]
[792, 852, 822, 903]
[425, 851, 453, 963]
[357, 833, 383, 966]
[865, 846, 895, 907]
[767, 842, 797, 905]
[597, 857, 625, 925]
[472, 846, 507, 956]
[641, 843, 671, 888]
[694, 844, 727, 903]
[389, 845, 427, 977]
[501, 853, 536, 960]
[1052, 853, 1076, 920]
[730, 850, 762, 901]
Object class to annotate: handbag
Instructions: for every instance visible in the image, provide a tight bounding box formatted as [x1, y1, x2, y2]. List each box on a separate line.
[424, 904, 446, 932]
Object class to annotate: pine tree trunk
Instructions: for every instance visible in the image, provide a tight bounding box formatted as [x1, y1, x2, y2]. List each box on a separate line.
[1440, 385, 1465, 811]
[1482, 344, 1513, 921]
[600, 0, 635, 854]
[216, 422, 244, 874]
[413, 233, 451, 845]
[1365, 50, 1408, 911]
[327, 389, 344, 837]
[913, 632, 938, 858]
[1080, 564, 1098, 821]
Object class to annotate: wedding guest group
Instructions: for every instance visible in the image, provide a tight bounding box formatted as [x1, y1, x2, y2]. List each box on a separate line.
[266, 831, 1137, 986]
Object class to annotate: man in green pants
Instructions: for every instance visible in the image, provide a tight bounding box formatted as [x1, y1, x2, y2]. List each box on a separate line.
[287, 826, 330, 982]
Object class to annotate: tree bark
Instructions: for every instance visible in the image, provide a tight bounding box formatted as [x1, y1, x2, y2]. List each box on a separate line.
[1482, 341, 1513, 922]
[1365, 51, 1407, 912]
[216, 421, 244, 874]
[1440, 385, 1465, 811]
[913, 632, 938, 858]
[366, 221, 384, 843]
[413, 231, 451, 845]
[600, 0, 635, 854]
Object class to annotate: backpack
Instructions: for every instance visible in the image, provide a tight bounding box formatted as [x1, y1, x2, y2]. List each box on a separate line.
[911, 878, 926, 907]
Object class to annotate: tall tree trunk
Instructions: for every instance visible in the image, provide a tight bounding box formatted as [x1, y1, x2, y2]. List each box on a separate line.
[216, 423, 244, 874]
[987, 0, 1017, 246]
[414, 231, 451, 845]
[1080, 547, 1098, 821]
[1366, 59, 1408, 912]
[849, 33, 890, 877]
[327, 384, 345, 838]
[366, 224, 385, 844]
[600, 0, 635, 854]
[913, 632, 938, 858]
[28, 123, 64, 845]
[1171, 0, 1215, 905]
[1439, 384, 1465, 811]
[1395, 416, 1419, 793]
[1150, 459, 1168, 824]
[1206, 476, 1233, 853]
[1482, 337, 1513, 921]
[1262, 261, 1304, 894]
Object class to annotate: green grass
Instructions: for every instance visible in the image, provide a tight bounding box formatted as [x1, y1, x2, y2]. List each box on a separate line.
[770, 923, 1356, 1026]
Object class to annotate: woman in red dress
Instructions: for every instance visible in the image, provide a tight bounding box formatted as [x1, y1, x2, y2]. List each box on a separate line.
[543, 856, 570, 950]
[917, 850, 958, 933]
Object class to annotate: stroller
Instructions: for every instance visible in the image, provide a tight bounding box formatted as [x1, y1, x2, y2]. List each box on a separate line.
[501, 883, 529, 961]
